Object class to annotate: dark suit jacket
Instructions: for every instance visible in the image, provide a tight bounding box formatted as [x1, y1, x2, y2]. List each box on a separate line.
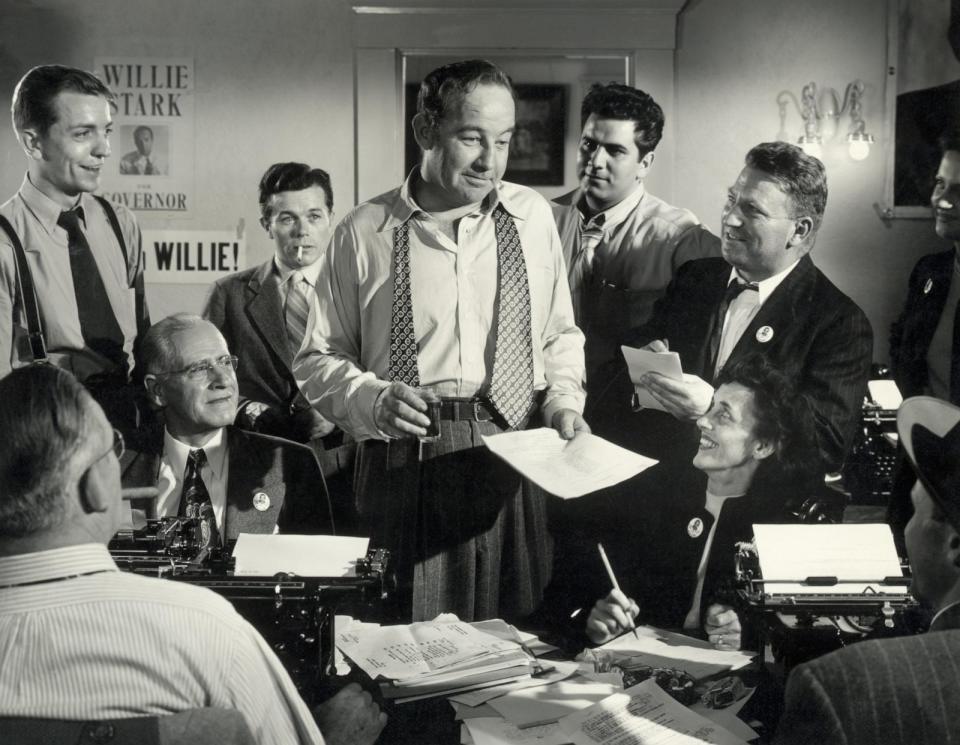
[776, 603, 960, 745]
[890, 249, 957, 402]
[120, 425, 331, 539]
[593, 255, 873, 472]
[203, 260, 316, 438]
[538, 462, 791, 646]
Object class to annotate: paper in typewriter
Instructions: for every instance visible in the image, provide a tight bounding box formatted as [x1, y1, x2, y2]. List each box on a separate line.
[752, 524, 905, 596]
[232, 534, 369, 576]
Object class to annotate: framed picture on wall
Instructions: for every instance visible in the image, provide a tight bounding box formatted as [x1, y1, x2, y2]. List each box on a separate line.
[404, 83, 567, 187]
[887, 0, 960, 215]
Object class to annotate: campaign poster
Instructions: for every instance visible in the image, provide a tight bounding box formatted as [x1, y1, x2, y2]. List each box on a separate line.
[94, 57, 194, 216]
[142, 230, 246, 284]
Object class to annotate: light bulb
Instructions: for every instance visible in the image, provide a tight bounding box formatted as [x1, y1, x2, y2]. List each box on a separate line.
[848, 139, 870, 161]
[800, 140, 823, 160]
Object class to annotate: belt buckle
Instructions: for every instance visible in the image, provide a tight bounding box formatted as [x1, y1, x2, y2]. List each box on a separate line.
[472, 400, 485, 422]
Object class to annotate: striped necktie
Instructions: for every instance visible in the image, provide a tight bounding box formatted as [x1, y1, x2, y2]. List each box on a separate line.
[570, 215, 605, 325]
[178, 448, 220, 548]
[388, 204, 534, 429]
[285, 271, 311, 355]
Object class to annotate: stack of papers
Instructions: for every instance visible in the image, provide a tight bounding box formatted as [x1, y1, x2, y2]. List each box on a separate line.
[336, 618, 535, 701]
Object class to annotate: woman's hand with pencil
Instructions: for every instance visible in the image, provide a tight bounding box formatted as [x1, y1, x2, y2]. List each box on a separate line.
[586, 588, 640, 645]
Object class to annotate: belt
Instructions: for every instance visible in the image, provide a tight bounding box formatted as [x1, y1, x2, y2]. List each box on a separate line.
[437, 398, 496, 422]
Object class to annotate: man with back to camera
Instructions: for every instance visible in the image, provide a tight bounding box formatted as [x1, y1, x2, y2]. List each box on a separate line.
[119, 125, 167, 176]
[776, 396, 960, 745]
[888, 130, 960, 548]
[294, 59, 588, 622]
[552, 82, 720, 390]
[120, 313, 331, 542]
[600, 141, 872, 475]
[0, 65, 149, 431]
[0, 364, 386, 745]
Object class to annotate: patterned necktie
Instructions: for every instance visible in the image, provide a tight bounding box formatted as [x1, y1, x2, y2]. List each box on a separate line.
[705, 279, 758, 380]
[570, 216, 605, 325]
[285, 271, 311, 356]
[57, 208, 125, 367]
[487, 206, 535, 429]
[179, 448, 220, 548]
[388, 204, 534, 429]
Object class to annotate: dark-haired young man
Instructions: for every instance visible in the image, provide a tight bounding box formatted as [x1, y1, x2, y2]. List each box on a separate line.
[204, 161, 336, 444]
[552, 83, 719, 386]
[294, 59, 587, 622]
[0, 65, 149, 398]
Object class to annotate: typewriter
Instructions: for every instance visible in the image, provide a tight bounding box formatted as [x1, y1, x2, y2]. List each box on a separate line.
[842, 376, 902, 505]
[733, 527, 920, 670]
[109, 516, 390, 699]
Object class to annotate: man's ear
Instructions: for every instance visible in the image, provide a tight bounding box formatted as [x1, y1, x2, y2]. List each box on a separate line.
[144, 374, 166, 409]
[412, 112, 435, 151]
[637, 151, 655, 180]
[788, 216, 815, 247]
[77, 460, 111, 515]
[18, 127, 44, 161]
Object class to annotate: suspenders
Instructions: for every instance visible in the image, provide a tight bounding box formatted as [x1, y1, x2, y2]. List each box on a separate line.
[0, 197, 131, 365]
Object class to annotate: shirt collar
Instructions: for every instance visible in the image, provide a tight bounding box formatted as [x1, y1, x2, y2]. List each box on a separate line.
[577, 184, 645, 233]
[273, 255, 322, 286]
[0, 544, 117, 588]
[18, 173, 89, 235]
[727, 257, 802, 305]
[163, 426, 228, 481]
[381, 169, 521, 232]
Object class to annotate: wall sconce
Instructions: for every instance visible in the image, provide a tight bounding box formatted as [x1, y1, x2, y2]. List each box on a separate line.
[777, 80, 875, 161]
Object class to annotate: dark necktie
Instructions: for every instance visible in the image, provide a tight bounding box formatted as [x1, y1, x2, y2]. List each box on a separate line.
[705, 280, 758, 380]
[144, 157, 155, 175]
[388, 204, 535, 429]
[57, 208, 125, 368]
[179, 448, 220, 548]
[951, 299, 960, 405]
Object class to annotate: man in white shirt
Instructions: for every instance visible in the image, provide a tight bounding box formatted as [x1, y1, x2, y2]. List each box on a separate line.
[0, 364, 385, 745]
[122, 314, 331, 540]
[118, 125, 168, 175]
[294, 59, 587, 622]
[552, 83, 719, 386]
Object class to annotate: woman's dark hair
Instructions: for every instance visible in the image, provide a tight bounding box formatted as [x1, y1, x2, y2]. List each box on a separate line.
[715, 354, 821, 497]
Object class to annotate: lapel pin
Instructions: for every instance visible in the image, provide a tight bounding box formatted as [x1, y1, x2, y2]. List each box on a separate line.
[756, 325, 774, 343]
[687, 517, 704, 539]
[253, 492, 271, 512]
[923, 278, 933, 295]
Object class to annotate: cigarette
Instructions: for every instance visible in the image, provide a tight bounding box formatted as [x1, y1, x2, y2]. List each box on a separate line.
[297, 245, 303, 262]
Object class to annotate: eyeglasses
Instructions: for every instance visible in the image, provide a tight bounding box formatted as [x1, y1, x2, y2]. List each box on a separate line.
[159, 354, 239, 381]
[94, 429, 125, 464]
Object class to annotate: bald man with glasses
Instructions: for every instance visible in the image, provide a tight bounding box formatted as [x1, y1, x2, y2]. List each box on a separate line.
[120, 313, 331, 540]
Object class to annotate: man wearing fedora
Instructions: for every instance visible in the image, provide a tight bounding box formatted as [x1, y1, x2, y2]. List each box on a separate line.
[776, 396, 960, 744]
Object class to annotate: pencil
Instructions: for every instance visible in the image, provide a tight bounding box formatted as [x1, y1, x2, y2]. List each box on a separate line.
[597, 542, 639, 640]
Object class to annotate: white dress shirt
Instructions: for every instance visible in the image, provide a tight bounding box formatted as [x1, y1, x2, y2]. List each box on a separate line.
[714, 258, 802, 375]
[156, 427, 229, 533]
[294, 174, 586, 440]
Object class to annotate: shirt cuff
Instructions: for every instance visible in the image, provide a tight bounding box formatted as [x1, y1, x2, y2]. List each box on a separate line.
[349, 377, 393, 440]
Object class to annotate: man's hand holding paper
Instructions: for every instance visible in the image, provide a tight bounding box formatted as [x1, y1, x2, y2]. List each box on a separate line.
[640, 371, 714, 420]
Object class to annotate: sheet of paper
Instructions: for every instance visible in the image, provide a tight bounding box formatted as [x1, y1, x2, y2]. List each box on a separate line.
[482, 428, 657, 500]
[561, 679, 748, 745]
[753, 523, 906, 596]
[621, 346, 683, 411]
[486, 678, 622, 727]
[868, 379, 903, 410]
[336, 619, 520, 681]
[448, 660, 581, 706]
[598, 626, 754, 680]
[464, 717, 568, 745]
[690, 689, 758, 743]
[232, 534, 369, 576]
